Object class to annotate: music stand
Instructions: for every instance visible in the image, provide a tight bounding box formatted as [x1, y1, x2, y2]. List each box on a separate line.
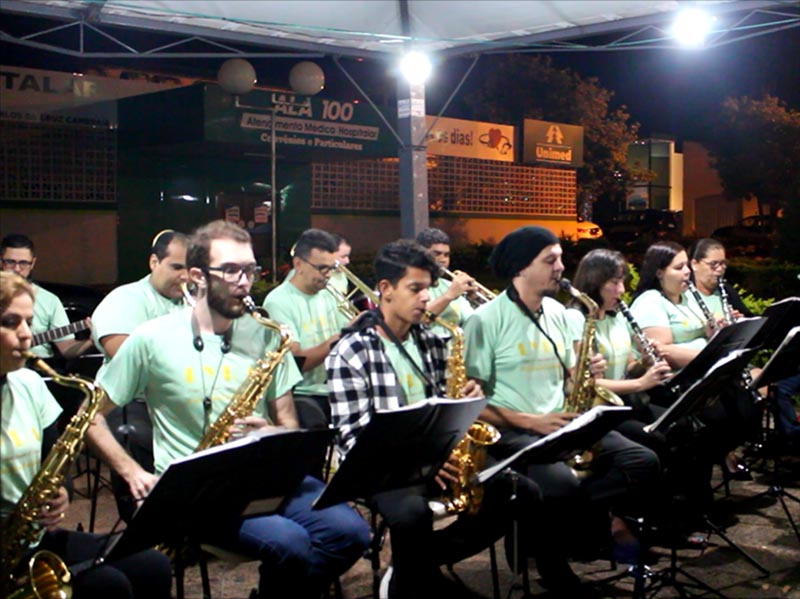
[476, 405, 632, 485]
[104, 428, 332, 561]
[634, 350, 769, 599]
[749, 325, 800, 543]
[314, 397, 487, 509]
[748, 297, 800, 352]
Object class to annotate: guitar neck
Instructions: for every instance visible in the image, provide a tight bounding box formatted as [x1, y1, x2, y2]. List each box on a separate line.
[31, 318, 90, 347]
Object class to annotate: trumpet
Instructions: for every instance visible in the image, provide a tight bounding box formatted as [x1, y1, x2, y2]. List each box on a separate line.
[441, 268, 496, 307]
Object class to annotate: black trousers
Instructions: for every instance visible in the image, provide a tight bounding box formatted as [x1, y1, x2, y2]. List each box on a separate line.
[36, 529, 171, 599]
[372, 469, 542, 597]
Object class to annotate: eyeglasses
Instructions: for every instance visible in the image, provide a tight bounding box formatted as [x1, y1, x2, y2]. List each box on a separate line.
[1, 259, 33, 269]
[702, 259, 728, 270]
[299, 256, 339, 277]
[206, 263, 261, 283]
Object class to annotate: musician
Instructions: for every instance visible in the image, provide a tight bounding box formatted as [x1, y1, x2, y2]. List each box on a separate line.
[629, 241, 709, 370]
[91, 229, 189, 363]
[690, 238, 751, 321]
[90, 229, 189, 520]
[415, 228, 475, 338]
[329, 233, 352, 295]
[1, 234, 94, 359]
[264, 229, 351, 430]
[328, 239, 543, 599]
[463, 226, 660, 582]
[86, 221, 370, 599]
[1, 271, 171, 599]
[630, 241, 753, 502]
[564, 249, 672, 450]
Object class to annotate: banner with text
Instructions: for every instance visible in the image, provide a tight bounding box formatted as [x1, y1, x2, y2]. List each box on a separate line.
[424, 116, 515, 162]
[523, 119, 583, 167]
[204, 86, 395, 158]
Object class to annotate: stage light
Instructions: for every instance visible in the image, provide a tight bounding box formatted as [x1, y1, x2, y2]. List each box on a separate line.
[672, 8, 713, 47]
[399, 51, 432, 85]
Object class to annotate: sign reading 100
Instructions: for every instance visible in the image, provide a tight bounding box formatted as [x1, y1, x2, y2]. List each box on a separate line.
[272, 94, 355, 123]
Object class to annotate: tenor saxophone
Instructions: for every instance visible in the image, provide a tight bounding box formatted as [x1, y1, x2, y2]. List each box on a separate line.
[424, 311, 500, 516]
[2, 354, 108, 599]
[194, 296, 293, 451]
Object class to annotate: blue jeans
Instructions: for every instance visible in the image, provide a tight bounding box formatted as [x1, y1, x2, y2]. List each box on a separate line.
[212, 475, 369, 599]
[774, 373, 800, 442]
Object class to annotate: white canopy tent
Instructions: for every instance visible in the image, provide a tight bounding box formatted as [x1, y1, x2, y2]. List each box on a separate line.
[2, 0, 797, 246]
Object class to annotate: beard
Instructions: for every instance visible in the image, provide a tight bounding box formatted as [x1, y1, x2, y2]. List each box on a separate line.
[207, 277, 247, 319]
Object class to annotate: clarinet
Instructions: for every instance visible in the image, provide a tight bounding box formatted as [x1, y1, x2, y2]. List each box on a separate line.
[692, 280, 764, 404]
[718, 276, 735, 325]
[618, 299, 661, 367]
[687, 280, 719, 333]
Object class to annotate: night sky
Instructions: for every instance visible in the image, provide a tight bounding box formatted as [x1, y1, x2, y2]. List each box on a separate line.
[2, 12, 798, 144]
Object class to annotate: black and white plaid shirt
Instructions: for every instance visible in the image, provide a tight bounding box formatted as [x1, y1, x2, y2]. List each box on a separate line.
[326, 318, 449, 456]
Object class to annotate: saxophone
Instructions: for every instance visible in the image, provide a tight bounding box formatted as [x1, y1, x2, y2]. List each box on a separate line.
[194, 296, 293, 451]
[2, 354, 108, 599]
[423, 311, 501, 516]
[560, 280, 624, 413]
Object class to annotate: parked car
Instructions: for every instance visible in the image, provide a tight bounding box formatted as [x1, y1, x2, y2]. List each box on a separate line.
[575, 220, 604, 240]
[711, 215, 775, 255]
[604, 209, 681, 247]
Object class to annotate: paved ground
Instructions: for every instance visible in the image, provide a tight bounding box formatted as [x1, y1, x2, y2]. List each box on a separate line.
[64, 455, 800, 599]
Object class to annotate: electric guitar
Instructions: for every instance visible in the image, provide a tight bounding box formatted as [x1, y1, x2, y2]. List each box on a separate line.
[31, 318, 91, 347]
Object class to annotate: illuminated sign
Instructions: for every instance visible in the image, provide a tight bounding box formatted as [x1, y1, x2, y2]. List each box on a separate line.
[424, 116, 515, 162]
[523, 119, 583, 167]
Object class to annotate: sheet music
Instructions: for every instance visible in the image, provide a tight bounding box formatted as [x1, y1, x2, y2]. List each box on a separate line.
[752, 325, 800, 388]
[477, 405, 630, 483]
[375, 395, 483, 414]
[644, 349, 752, 433]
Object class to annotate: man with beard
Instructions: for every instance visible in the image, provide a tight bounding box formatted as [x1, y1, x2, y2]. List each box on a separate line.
[463, 226, 660, 597]
[1, 233, 95, 359]
[86, 220, 370, 599]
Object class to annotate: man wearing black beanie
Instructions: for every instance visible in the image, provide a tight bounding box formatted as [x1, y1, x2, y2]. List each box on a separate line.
[464, 226, 660, 597]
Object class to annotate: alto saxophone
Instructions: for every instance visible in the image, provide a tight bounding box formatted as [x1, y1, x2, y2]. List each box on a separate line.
[2, 354, 108, 599]
[194, 296, 293, 451]
[560, 280, 624, 413]
[424, 311, 500, 516]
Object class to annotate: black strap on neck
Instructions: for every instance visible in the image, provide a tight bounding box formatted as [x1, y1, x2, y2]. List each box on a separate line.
[506, 284, 571, 387]
[373, 309, 440, 397]
[191, 312, 233, 354]
[190, 312, 233, 432]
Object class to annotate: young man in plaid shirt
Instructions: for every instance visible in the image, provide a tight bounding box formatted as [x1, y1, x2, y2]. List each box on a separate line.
[327, 239, 544, 599]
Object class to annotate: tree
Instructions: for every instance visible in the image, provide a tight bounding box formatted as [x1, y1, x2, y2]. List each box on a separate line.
[462, 55, 641, 221]
[706, 95, 800, 261]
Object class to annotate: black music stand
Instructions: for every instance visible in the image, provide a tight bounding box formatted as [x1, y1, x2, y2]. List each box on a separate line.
[103, 428, 332, 561]
[634, 350, 768, 599]
[749, 325, 800, 543]
[748, 297, 800, 351]
[314, 397, 487, 509]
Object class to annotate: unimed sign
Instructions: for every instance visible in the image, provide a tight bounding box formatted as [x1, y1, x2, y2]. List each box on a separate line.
[523, 119, 584, 167]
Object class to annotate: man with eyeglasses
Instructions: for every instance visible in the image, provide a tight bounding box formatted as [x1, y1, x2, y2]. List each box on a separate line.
[1, 233, 95, 359]
[86, 220, 370, 599]
[263, 229, 351, 475]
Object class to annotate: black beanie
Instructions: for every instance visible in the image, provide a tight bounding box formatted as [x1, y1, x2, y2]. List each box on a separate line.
[489, 226, 559, 279]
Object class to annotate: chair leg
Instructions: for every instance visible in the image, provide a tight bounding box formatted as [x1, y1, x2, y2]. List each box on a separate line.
[199, 554, 212, 599]
[489, 542, 500, 599]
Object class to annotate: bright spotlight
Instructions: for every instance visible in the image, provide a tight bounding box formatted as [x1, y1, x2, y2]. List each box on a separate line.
[399, 51, 432, 85]
[672, 8, 713, 47]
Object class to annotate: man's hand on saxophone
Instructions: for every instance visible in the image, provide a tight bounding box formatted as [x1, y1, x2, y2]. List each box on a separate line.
[39, 486, 69, 530]
[459, 378, 484, 399]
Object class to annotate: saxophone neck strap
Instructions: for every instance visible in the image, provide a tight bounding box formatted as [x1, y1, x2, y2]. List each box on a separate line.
[373, 309, 439, 398]
[505, 285, 572, 388]
[190, 312, 233, 432]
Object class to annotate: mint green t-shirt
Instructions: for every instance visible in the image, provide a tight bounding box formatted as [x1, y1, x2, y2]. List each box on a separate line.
[426, 279, 474, 339]
[630, 289, 707, 353]
[97, 309, 302, 474]
[1, 369, 62, 519]
[688, 288, 724, 322]
[92, 275, 185, 364]
[29, 283, 71, 358]
[464, 292, 575, 415]
[378, 335, 428, 405]
[263, 279, 349, 396]
[564, 309, 633, 381]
